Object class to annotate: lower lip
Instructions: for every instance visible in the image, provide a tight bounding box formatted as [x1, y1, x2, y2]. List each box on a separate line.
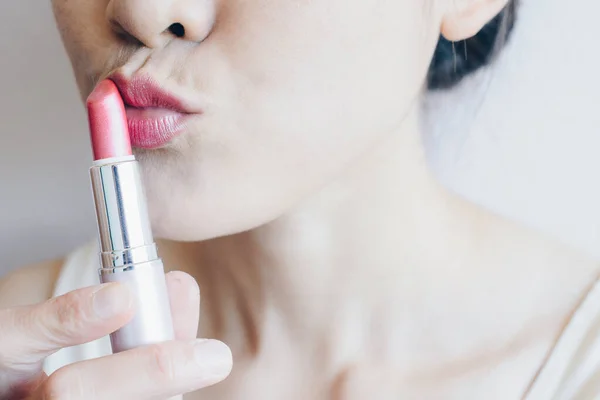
[126, 107, 188, 149]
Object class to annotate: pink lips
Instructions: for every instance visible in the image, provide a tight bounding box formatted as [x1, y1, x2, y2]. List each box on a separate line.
[110, 74, 194, 149]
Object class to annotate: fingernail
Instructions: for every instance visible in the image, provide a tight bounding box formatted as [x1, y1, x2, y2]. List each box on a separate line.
[92, 283, 132, 319]
[194, 339, 232, 377]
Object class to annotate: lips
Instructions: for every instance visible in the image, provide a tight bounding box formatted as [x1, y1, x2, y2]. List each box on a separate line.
[109, 74, 196, 149]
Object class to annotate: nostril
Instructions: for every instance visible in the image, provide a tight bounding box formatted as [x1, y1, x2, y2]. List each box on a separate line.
[168, 23, 185, 38]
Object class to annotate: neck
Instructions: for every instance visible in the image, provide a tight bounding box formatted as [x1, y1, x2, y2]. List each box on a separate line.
[167, 108, 469, 348]
[160, 107, 594, 381]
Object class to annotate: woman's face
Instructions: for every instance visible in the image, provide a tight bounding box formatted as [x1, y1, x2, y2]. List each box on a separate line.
[52, 0, 443, 240]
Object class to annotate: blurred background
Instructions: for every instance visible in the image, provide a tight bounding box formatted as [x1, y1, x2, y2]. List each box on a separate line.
[0, 0, 599, 275]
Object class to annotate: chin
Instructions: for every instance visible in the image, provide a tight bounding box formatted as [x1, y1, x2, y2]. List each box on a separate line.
[150, 211, 265, 243]
[146, 187, 282, 243]
[138, 143, 309, 242]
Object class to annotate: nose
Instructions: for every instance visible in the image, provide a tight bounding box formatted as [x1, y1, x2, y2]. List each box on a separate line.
[106, 0, 215, 48]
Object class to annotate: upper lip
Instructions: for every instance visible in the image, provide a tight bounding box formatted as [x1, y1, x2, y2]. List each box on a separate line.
[109, 73, 194, 113]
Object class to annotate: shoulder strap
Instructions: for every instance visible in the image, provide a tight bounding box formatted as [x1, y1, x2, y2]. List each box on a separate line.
[525, 278, 600, 399]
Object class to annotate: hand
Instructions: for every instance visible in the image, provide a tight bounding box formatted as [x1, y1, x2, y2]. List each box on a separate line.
[0, 271, 232, 399]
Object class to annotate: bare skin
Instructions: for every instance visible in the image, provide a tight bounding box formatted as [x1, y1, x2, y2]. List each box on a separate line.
[0, 259, 62, 308]
[2, 113, 598, 398]
[1, 0, 597, 398]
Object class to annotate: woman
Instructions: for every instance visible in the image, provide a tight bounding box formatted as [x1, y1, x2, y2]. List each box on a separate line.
[1, 0, 599, 398]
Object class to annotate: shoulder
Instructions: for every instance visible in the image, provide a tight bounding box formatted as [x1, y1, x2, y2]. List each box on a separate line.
[469, 205, 599, 278]
[0, 258, 64, 308]
[500, 221, 597, 279]
[471, 208, 600, 331]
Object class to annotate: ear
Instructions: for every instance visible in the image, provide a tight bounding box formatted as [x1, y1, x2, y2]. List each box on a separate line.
[441, 0, 509, 41]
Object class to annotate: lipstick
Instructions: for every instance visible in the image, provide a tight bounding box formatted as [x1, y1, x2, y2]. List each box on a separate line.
[87, 80, 174, 353]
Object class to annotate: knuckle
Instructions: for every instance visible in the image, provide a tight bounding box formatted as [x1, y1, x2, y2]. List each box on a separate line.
[146, 344, 177, 384]
[49, 295, 89, 340]
[0, 308, 46, 367]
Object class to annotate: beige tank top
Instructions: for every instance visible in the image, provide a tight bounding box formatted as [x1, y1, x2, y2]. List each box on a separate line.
[43, 242, 600, 399]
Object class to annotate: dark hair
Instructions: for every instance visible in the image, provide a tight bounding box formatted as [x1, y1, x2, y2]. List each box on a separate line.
[427, 0, 518, 90]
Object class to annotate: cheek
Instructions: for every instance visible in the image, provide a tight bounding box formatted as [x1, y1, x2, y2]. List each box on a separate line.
[51, 0, 122, 94]
[215, 0, 435, 178]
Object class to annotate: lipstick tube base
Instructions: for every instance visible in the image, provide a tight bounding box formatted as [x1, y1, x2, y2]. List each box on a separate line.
[100, 259, 174, 352]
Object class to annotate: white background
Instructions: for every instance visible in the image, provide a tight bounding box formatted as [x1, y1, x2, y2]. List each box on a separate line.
[0, 0, 599, 275]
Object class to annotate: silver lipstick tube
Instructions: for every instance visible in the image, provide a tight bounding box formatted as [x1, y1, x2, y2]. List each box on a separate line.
[90, 158, 174, 353]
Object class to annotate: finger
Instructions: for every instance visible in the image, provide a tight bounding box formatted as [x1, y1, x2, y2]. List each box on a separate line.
[0, 283, 135, 366]
[166, 272, 200, 340]
[38, 339, 232, 400]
